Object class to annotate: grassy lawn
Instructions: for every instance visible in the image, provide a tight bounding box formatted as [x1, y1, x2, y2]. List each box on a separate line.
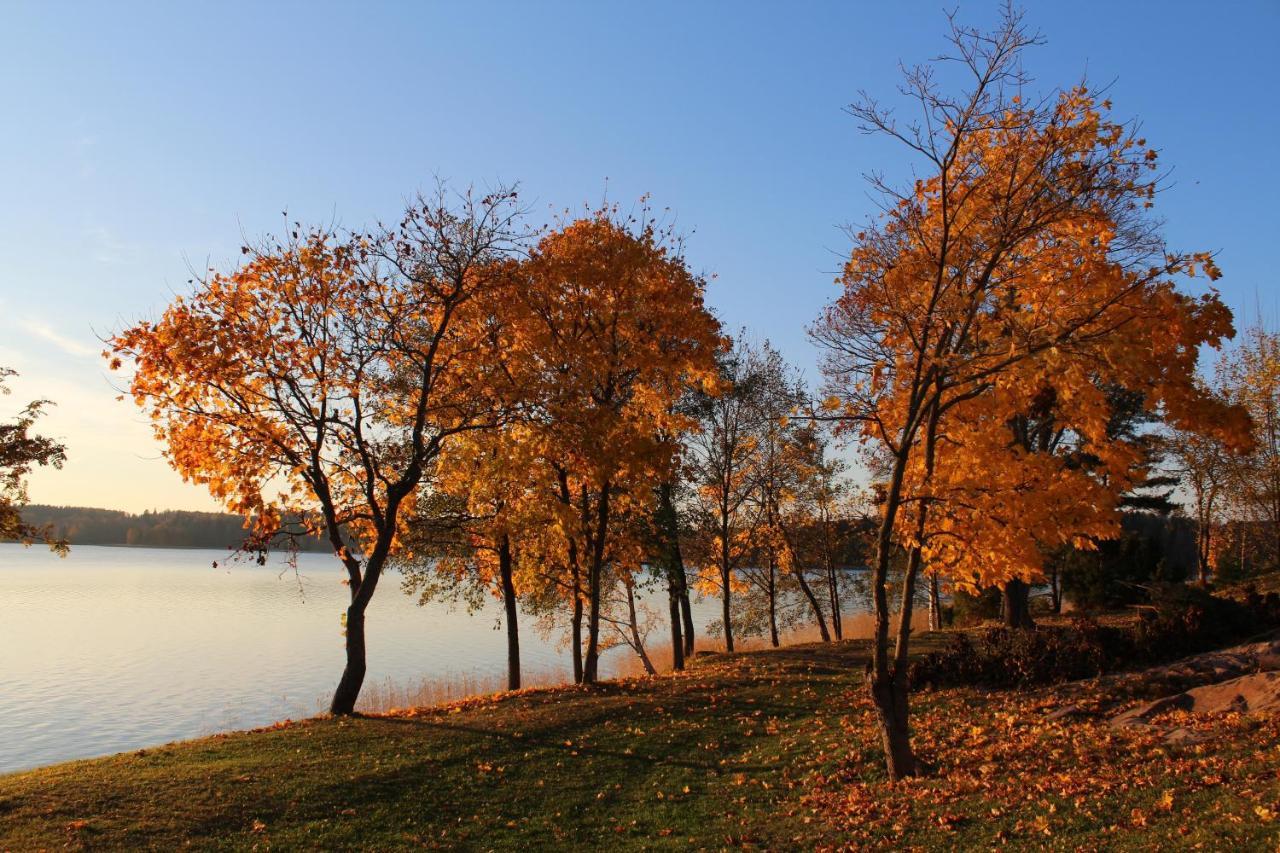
[2, 631, 1277, 850]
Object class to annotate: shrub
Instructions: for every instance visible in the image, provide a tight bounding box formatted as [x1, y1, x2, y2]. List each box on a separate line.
[910, 584, 1280, 690]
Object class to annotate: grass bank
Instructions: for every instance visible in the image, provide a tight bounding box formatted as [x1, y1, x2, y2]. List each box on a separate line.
[2, 631, 1277, 850]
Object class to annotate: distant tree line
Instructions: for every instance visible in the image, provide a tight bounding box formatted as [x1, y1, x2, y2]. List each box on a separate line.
[11, 505, 329, 551]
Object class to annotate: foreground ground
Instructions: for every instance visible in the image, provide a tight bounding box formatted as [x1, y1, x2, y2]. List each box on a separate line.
[2, 631, 1278, 850]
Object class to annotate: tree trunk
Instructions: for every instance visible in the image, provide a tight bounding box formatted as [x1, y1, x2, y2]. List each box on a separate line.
[626, 576, 656, 676]
[571, 593, 584, 684]
[583, 570, 602, 683]
[331, 603, 367, 715]
[720, 516, 734, 653]
[768, 561, 779, 647]
[827, 555, 843, 641]
[927, 574, 942, 631]
[668, 579, 685, 671]
[679, 585, 695, 657]
[657, 480, 688, 670]
[1002, 578, 1035, 629]
[868, 662, 914, 780]
[793, 562, 831, 641]
[583, 484, 610, 684]
[866, 399, 939, 781]
[498, 534, 520, 691]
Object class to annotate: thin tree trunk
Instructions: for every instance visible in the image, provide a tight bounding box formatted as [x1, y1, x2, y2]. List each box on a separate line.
[720, 513, 734, 652]
[867, 398, 939, 780]
[827, 549, 843, 640]
[768, 560, 779, 647]
[626, 576, 656, 676]
[498, 534, 520, 691]
[793, 562, 831, 641]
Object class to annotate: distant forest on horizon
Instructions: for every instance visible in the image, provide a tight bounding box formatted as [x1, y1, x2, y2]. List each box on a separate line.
[9, 505, 329, 551]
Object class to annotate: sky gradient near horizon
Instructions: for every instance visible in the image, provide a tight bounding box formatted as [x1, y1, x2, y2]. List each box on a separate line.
[1, 1, 1277, 513]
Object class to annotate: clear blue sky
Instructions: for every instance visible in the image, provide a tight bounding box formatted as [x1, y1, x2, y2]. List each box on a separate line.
[1, 1, 1276, 512]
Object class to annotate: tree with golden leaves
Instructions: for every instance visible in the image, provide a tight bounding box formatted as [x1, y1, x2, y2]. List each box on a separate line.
[398, 420, 543, 691]
[684, 337, 775, 652]
[812, 9, 1240, 779]
[1219, 323, 1280, 570]
[111, 187, 524, 714]
[506, 208, 721, 683]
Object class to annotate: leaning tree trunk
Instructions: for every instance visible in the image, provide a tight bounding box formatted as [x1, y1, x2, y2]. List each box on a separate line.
[793, 562, 831, 642]
[1002, 578, 1035, 629]
[331, 602, 368, 715]
[625, 576, 657, 676]
[498, 534, 521, 690]
[330, 547, 388, 716]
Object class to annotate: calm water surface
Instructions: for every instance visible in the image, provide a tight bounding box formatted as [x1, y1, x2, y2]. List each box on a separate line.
[0, 544, 721, 773]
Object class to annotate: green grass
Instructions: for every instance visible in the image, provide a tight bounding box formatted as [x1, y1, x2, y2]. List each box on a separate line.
[2, 630, 1277, 850]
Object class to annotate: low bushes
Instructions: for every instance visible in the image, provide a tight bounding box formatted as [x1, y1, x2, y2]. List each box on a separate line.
[910, 582, 1280, 690]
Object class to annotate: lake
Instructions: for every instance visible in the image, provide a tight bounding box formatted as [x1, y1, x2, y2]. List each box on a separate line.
[0, 544, 730, 774]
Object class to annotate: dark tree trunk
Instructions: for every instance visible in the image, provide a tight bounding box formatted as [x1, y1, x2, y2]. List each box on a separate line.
[668, 580, 685, 671]
[866, 401, 939, 781]
[582, 484, 610, 684]
[793, 562, 831, 642]
[1002, 578, 1035, 629]
[571, 593, 584, 684]
[498, 534, 520, 691]
[721, 525, 734, 652]
[583, 566, 602, 682]
[927, 574, 943, 630]
[330, 603, 367, 715]
[827, 557, 843, 641]
[657, 480, 689, 670]
[768, 561, 779, 647]
[869, 663, 914, 777]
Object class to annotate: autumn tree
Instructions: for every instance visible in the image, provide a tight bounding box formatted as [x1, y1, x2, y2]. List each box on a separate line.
[783, 421, 856, 639]
[1219, 323, 1280, 570]
[743, 360, 834, 645]
[646, 464, 697, 670]
[507, 208, 721, 684]
[812, 9, 1240, 778]
[0, 367, 67, 555]
[398, 421, 542, 690]
[685, 337, 774, 652]
[111, 187, 524, 714]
